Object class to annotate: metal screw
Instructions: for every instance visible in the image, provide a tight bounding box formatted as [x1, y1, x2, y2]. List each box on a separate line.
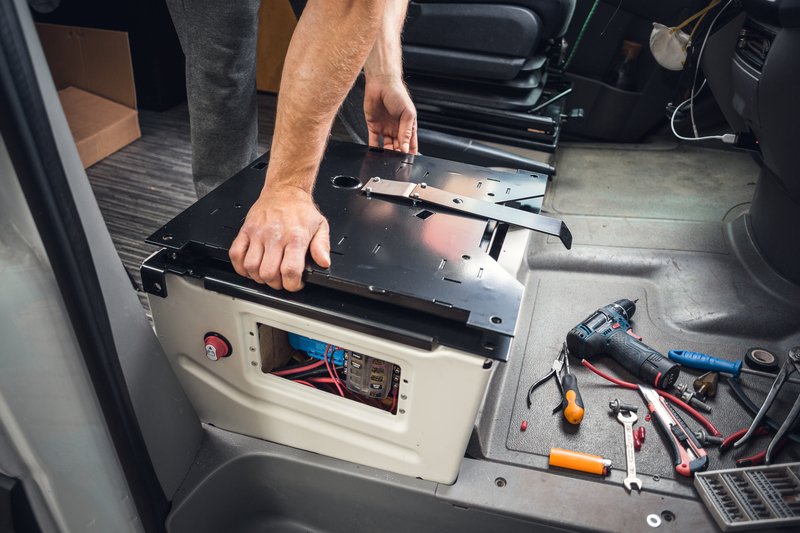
[372, 177, 381, 182]
[694, 429, 723, 446]
[400, 394, 407, 400]
[609, 399, 639, 415]
[399, 409, 405, 414]
[676, 383, 712, 413]
[420, 182, 427, 188]
[410, 192, 420, 199]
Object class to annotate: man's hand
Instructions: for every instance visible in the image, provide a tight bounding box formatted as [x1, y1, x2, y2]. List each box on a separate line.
[364, 76, 418, 154]
[229, 187, 330, 292]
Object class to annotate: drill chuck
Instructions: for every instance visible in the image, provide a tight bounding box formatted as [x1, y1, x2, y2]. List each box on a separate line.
[567, 299, 680, 389]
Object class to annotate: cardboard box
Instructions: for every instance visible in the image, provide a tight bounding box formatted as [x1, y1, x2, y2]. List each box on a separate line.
[256, 0, 297, 93]
[36, 23, 141, 168]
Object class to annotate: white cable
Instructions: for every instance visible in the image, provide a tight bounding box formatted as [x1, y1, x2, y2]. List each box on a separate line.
[690, 0, 734, 137]
[670, 96, 736, 143]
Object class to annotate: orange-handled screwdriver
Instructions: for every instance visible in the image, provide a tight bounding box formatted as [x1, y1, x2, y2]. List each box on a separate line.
[559, 349, 584, 425]
[560, 371, 585, 424]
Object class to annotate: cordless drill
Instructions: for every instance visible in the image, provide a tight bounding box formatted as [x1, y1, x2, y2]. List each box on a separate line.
[566, 299, 680, 389]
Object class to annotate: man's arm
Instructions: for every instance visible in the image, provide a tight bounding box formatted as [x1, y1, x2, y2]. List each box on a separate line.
[229, 1, 385, 291]
[364, 1, 418, 154]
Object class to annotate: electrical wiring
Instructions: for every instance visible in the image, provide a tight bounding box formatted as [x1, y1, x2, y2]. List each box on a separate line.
[671, 96, 737, 143]
[293, 380, 315, 388]
[272, 359, 326, 376]
[308, 377, 338, 385]
[330, 345, 344, 386]
[390, 385, 398, 414]
[324, 344, 345, 397]
[287, 366, 338, 381]
[688, 0, 734, 137]
[580, 358, 721, 437]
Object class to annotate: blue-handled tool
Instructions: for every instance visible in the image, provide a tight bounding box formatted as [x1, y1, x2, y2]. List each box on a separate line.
[668, 350, 800, 385]
[668, 350, 742, 375]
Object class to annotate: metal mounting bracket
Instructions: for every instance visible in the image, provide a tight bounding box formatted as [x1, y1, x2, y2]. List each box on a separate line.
[362, 177, 572, 249]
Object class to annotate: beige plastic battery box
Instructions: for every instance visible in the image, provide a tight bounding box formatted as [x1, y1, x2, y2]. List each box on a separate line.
[146, 229, 529, 485]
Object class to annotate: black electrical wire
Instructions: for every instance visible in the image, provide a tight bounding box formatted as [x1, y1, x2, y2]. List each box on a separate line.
[289, 366, 335, 381]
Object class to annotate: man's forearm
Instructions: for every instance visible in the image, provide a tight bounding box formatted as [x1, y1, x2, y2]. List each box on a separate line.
[265, 1, 385, 195]
[364, 1, 409, 80]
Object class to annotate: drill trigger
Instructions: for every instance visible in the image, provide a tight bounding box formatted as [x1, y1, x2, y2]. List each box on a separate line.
[626, 329, 643, 341]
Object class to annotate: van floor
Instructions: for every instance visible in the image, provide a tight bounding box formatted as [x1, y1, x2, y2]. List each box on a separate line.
[88, 96, 800, 497]
[472, 141, 800, 496]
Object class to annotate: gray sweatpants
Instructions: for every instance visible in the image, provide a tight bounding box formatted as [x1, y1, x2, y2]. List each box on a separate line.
[166, 0, 262, 198]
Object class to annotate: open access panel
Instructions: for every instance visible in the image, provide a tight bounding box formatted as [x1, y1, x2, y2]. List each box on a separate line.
[142, 141, 570, 483]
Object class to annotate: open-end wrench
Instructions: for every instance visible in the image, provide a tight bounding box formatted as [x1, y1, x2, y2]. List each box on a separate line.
[617, 410, 642, 492]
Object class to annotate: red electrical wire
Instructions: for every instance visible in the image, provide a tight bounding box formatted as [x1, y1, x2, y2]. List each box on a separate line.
[330, 346, 344, 385]
[390, 386, 398, 414]
[272, 359, 325, 376]
[293, 380, 316, 388]
[580, 359, 721, 437]
[323, 345, 345, 397]
[308, 377, 339, 385]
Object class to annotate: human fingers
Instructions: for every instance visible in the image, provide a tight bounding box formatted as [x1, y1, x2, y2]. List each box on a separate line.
[279, 237, 308, 292]
[242, 240, 265, 283]
[229, 231, 250, 277]
[309, 218, 331, 269]
[368, 128, 382, 149]
[258, 237, 287, 291]
[409, 118, 419, 155]
[398, 107, 416, 154]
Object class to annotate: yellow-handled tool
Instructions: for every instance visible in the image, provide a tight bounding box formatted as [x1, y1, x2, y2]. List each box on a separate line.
[527, 343, 585, 425]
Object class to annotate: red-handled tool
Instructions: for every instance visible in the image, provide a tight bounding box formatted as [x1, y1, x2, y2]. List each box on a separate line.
[639, 384, 709, 477]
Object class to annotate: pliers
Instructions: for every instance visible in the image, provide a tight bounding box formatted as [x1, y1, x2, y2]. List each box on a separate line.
[733, 347, 800, 463]
[527, 343, 585, 424]
[721, 426, 788, 467]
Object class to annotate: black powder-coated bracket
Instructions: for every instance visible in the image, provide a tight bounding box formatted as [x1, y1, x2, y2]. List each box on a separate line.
[143, 141, 567, 361]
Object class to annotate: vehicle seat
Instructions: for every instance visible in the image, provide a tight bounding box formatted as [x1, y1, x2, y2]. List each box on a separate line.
[403, 0, 576, 111]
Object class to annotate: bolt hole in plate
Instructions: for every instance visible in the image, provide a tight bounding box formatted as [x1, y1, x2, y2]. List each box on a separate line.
[660, 511, 674, 523]
[330, 175, 362, 189]
[490, 316, 502, 324]
[646, 514, 661, 528]
[494, 477, 506, 488]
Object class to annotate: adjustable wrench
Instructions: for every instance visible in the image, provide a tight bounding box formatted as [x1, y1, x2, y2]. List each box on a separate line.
[617, 410, 642, 492]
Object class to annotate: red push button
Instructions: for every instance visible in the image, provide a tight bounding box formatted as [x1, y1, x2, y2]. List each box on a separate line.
[204, 333, 231, 361]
